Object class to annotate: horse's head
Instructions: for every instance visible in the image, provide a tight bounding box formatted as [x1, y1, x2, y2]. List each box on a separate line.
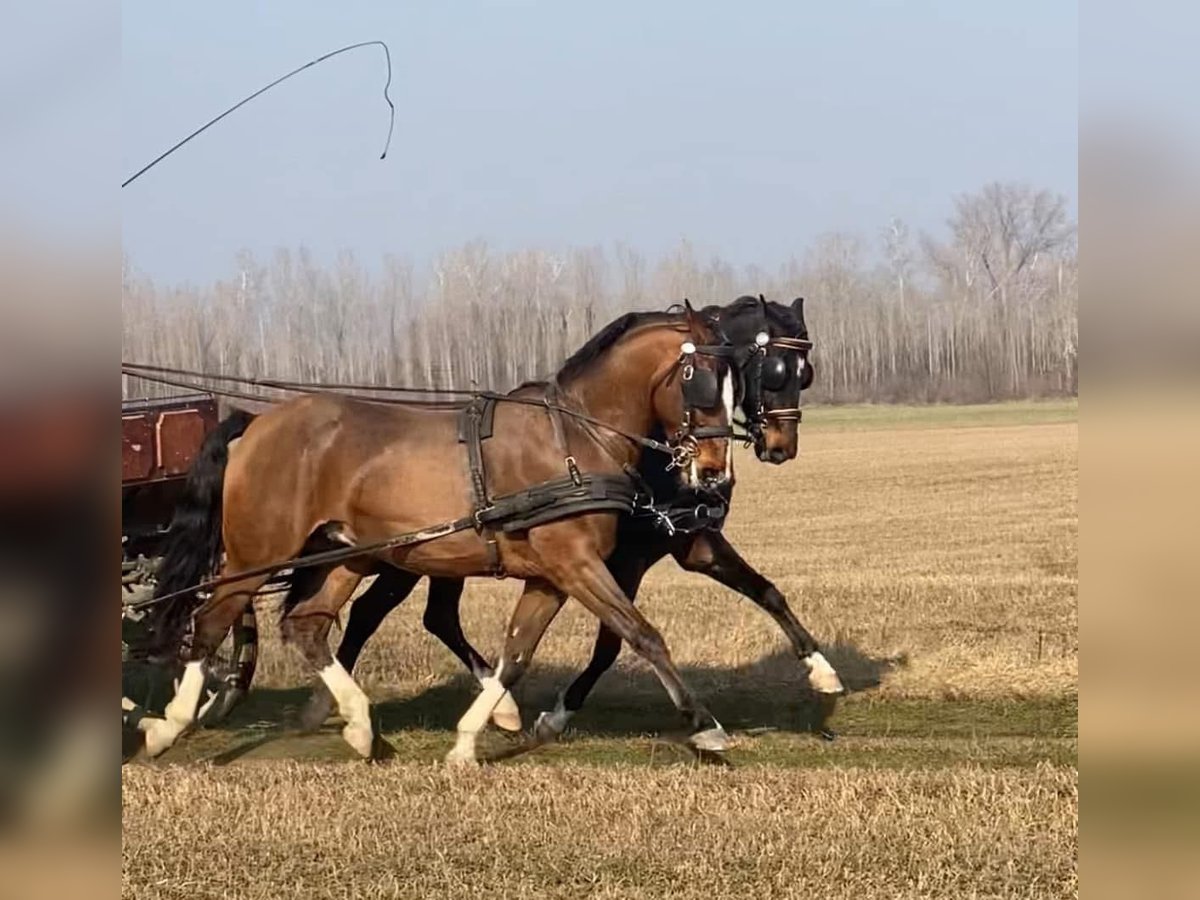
[714, 295, 813, 464]
[556, 302, 737, 490]
[648, 300, 738, 490]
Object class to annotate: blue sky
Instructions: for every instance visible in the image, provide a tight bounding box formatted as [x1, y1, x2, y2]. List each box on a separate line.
[122, 1, 1077, 283]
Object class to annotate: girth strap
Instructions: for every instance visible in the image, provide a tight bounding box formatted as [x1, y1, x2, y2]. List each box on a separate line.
[479, 472, 640, 533]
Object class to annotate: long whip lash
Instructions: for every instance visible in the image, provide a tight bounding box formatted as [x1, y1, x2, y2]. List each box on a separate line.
[122, 40, 394, 188]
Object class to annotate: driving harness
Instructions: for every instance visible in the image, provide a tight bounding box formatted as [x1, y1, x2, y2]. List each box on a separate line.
[123, 335, 743, 612]
[457, 393, 641, 576]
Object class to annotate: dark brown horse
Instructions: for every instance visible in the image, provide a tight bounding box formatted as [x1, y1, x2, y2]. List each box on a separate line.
[299, 295, 844, 745]
[140, 304, 739, 761]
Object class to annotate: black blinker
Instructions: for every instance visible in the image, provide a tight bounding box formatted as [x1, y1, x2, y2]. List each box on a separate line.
[761, 355, 789, 392]
[683, 367, 720, 409]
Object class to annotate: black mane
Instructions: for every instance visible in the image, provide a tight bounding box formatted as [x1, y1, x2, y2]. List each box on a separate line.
[556, 310, 681, 383]
[720, 295, 806, 338]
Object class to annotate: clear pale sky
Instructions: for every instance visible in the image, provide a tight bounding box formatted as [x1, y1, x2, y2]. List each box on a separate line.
[122, 1, 1077, 284]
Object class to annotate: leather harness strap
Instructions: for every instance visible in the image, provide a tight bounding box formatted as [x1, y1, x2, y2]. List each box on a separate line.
[460, 396, 503, 575]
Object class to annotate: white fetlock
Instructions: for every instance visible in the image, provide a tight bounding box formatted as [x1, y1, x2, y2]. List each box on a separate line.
[533, 701, 573, 742]
[805, 651, 845, 694]
[141, 716, 177, 758]
[144, 660, 206, 757]
[444, 732, 479, 766]
[689, 722, 731, 753]
[342, 721, 374, 758]
[490, 691, 522, 733]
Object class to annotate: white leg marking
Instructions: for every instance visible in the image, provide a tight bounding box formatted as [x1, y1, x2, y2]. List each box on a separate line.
[143, 660, 206, 757]
[320, 660, 373, 757]
[721, 369, 736, 479]
[534, 695, 574, 742]
[805, 651, 844, 694]
[447, 663, 507, 764]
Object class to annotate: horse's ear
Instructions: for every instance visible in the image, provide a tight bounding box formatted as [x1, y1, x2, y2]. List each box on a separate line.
[791, 296, 805, 316]
[682, 298, 712, 341]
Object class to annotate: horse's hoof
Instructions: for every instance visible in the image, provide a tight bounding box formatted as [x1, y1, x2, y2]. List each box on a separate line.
[342, 722, 374, 759]
[369, 733, 398, 762]
[298, 691, 335, 733]
[490, 692, 523, 733]
[806, 652, 845, 694]
[688, 724, 731, 754]
[141, 717, 176, 758]
[533, 707, 572, 743]
[444, 733, 479, 766]
[818, 727, 836, 741]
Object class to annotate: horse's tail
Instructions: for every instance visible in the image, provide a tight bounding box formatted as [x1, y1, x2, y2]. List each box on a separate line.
[143, 409, 256, 659]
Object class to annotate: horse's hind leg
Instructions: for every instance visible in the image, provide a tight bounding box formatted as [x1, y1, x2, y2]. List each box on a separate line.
[299, 565, 421, 731]
[280, 564, 372, 757]
[424, 577, 522, 733]
[143, 570, 272, 757]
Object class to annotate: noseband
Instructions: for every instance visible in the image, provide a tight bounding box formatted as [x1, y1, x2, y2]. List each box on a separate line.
[744, 333, 814, 433]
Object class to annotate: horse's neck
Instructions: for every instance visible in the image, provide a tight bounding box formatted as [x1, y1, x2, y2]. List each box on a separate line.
[560, 332, 665, 460]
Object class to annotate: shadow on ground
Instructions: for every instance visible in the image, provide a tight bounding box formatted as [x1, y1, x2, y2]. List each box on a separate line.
[216, 641, 905, 739]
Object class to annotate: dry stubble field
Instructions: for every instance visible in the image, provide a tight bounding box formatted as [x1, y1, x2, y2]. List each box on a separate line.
[123, 400, 1078, 899]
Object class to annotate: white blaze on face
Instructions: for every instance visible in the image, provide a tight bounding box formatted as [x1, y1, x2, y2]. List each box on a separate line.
[721, 367, 735, 479]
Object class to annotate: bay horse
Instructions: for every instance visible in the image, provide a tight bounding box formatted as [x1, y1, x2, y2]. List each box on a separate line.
[299, 295, 844, 745]
[139, 303, 739, 761]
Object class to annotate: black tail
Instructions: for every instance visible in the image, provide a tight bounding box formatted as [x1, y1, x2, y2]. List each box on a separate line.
[143, 409, 256, 659]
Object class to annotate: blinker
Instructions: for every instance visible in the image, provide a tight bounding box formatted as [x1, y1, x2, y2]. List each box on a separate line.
[761, 355, 789, 391]
[682, 367, 720, 409]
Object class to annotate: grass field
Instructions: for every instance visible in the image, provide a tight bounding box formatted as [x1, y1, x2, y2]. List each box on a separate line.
[123, 399, 1078, 899]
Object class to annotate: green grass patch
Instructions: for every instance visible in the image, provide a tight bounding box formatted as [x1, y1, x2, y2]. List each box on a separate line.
[133, 692, 1077, 771]
[805, 398, 1077, 432]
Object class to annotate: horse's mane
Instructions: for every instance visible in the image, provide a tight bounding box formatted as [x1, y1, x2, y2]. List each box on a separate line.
[555, 310, 682, 383]
[720, 294, 807, 338]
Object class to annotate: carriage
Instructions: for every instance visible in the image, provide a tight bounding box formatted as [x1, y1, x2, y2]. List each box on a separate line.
[121, 393, 259, 738]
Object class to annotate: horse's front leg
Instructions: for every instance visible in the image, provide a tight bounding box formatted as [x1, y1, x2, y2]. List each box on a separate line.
[542, 549, 729, 755]
[534, 541, 665, 742]
[672, 529, 844, 696]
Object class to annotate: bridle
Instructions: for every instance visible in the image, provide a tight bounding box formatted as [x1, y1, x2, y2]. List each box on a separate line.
[741, 332, 814, 438]
[664, 336, 739, 471]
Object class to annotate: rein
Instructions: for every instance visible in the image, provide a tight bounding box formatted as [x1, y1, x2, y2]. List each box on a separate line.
[120, 362, 707, 459]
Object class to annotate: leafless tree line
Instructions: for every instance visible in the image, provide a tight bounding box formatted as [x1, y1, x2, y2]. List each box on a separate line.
[122, 181, 1077, 404]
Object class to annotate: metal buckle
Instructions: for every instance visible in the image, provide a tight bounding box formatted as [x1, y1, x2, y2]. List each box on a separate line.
[565, 455, 583, 486]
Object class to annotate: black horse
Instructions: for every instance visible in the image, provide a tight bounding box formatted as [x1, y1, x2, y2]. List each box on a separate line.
[299, 294, 844, 741]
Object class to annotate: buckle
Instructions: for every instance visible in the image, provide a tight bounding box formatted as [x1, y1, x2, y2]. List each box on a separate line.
[565, 455, 583, 486]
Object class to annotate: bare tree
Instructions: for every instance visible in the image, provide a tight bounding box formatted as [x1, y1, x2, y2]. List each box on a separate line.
[122, 181, 1077, 406]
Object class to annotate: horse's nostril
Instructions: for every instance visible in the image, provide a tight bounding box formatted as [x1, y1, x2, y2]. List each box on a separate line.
[767, 448, 787, 464]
